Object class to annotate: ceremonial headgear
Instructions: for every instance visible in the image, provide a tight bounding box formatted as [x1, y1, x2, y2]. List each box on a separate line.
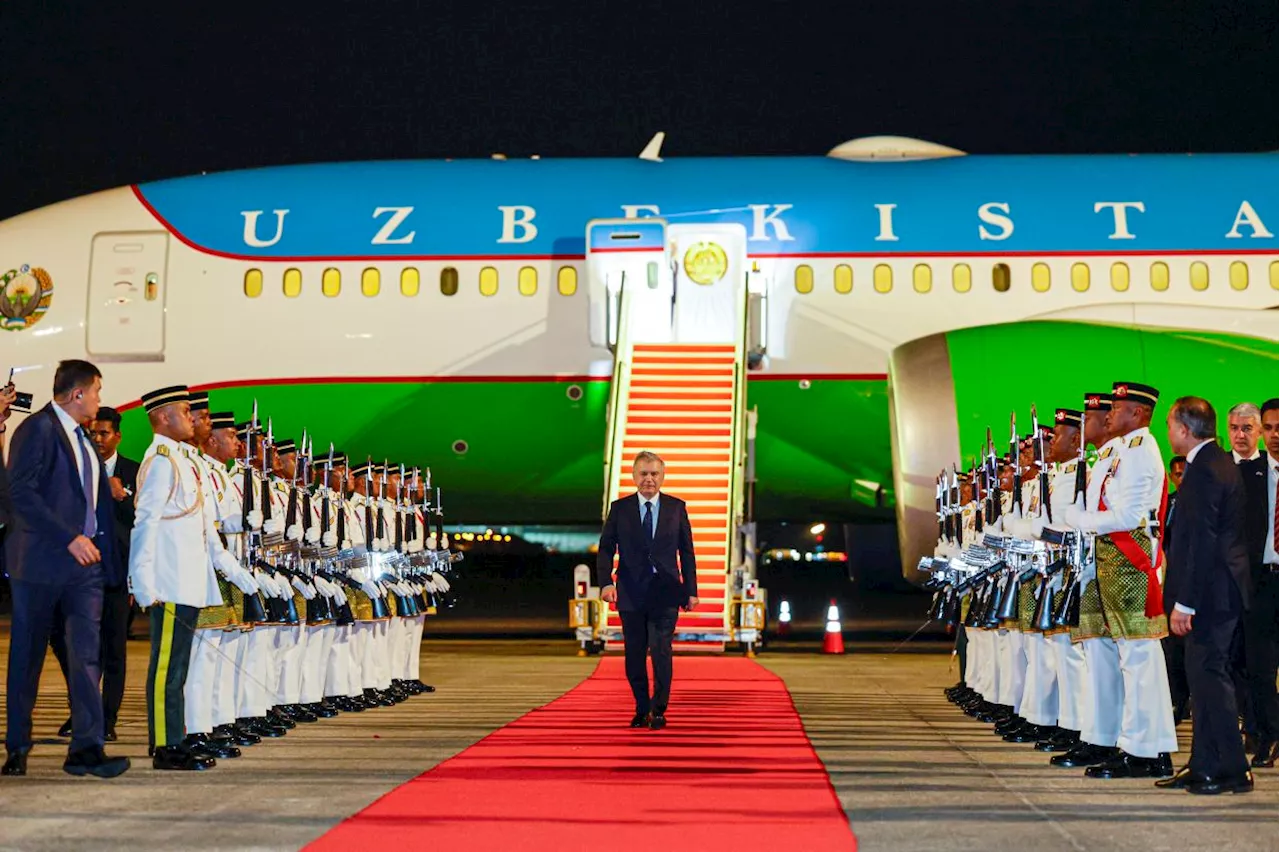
[209, 411, 236, 430]
[1084, 392, 1113, 411]
[274, 439, 297, 455]
[1112, 381, 1159, 407]
[1054, 408, 1083, 429]
[141, 385, 189, 414]
[188, 390, 209, 411]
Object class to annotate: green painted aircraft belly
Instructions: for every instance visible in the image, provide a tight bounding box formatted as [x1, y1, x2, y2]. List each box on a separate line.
[118, 376, 894, 525]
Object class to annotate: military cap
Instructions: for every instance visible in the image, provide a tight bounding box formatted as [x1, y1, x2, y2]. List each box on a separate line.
[1112, 381, 1159, 407]
[274, 439, 297, 455]
[141, 385, 189, 414]
[188, 390, 209, 411]
[1055, 408, 1084, 429]
[351, 460, 373, 477]
[1084, 392, 1113, 411]
[209, 411, 236, 430]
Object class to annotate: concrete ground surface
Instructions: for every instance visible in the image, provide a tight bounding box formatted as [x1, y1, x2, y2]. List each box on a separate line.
[0, 636, 1273, 851]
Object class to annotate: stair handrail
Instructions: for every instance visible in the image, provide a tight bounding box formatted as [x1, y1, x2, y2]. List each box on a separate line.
[723, 272, 752, 637]
[602, 275, 635, 520]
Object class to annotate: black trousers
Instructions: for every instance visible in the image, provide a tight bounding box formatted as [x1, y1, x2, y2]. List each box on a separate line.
[1162, 634, 1191, 721]
[5, 576, 104, 752]
[1245, 568, 1279, 743]
[146, 603, 197, 749]
[619, 607, 678, 715]
[1185, 615, 1250, 779]
[50, 586, 130, 727]
[955, 624, 968, 682]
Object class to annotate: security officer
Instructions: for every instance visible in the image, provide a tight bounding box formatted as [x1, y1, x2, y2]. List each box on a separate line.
[130, 386, 222, 771]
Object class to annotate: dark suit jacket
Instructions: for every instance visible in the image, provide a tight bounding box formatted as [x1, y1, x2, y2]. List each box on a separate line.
[5, 403, 120, 587]
[1238, 455, 1268, 569]
[1163, 441, 1250, 621]
[596, 493, 698, 611]
[108, 455, 139, 585]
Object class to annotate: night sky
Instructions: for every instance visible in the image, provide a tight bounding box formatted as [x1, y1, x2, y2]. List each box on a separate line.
[3, 2, 1275, 222]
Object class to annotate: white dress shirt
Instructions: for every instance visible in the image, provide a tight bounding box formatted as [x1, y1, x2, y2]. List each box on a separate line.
[104, 452, 118, 478]
[1233, 448, 1261, 463]
[53, 402, 99, 514]
[1266, 454, 1279, 566]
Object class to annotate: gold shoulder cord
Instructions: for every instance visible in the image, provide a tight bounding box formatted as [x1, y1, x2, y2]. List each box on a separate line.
[135, 453, 204, 520]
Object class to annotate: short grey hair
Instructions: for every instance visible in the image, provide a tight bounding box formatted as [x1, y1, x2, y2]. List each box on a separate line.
[632, 451, 665, 469]
[1171, 396, 1217, 440]
[1228, 402, 1261, 423]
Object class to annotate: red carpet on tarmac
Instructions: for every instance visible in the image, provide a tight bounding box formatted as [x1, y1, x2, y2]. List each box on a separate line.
[309, 656, 856, 851]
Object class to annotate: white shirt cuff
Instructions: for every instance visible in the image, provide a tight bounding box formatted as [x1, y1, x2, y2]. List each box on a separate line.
[1173, 603, 1196, 615]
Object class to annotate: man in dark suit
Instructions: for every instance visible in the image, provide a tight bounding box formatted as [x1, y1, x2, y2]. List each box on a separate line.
[1156, 396, 1252, 794]
[1162, 455, 1190, 725]
[1242, 398, 1279, 768]
[597, 451, 699, 731]
[1, 360, 129, 778]
[50, 406, 137, 741]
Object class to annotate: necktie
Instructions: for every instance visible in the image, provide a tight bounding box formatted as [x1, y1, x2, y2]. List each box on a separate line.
[76, 427, 96, 537]
[1272, 464, 1278, 555]
[643, 501, 654, 543]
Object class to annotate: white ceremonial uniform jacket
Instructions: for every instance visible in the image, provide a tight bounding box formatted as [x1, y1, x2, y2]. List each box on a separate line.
[1070, 427, 1164, 537]
[129, 435, 225, 608]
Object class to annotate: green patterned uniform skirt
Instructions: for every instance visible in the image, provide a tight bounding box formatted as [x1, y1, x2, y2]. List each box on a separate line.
[1072, 530, 1167, 641]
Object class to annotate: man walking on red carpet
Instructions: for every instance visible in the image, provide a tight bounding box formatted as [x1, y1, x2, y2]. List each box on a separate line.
[598, 452, 699, 730]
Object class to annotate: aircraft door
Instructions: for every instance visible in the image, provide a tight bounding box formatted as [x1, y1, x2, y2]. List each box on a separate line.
[669, 223, 748, 345]
[585, 218, 670, 348]
[87, 231, 168, 360]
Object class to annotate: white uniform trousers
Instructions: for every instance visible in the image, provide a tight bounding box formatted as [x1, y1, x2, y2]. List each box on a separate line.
[970, 628, 993, 700]
[300, 624, 331, 704]
[1020, 633, 1059, 727]
[1052, 632, 1088, 732]
[996, 630, 1027, 711]
[236, 626, 274, 719]
[1079, 636, 1123, 747]
[408, 615, 425, 681]
[350, 622, 373, 695]
[185, 628, 223, 735]
[1116, 637, 1178, 757]
[274, 623, 306, 706]
[214, 629, 242, 727]
[324, 624, 352, 699]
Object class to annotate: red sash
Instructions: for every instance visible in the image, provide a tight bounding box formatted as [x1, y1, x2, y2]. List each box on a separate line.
[1100, 472, 1168, 618]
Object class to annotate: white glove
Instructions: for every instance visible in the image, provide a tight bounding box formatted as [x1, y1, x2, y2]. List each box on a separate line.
[274, 572, 291, 596]
[441, 533, 449, 548]
[220, 515, 244, 533]
[350, 569, 369, 584]
[322, 530, 338, 548]
[254, 571, 278, 597]
[359, 577, 382, 599]
[263, 517, 284, 535]
[228, 565, 260, 595]
[292, 576, 316, 600]
[286, 524, 303, 542]
[305, 525, 321, 544]
[426, 534, 438, 550]
[341, 539, 352, 550]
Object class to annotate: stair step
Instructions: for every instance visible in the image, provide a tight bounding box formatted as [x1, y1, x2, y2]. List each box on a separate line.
[633, 344, 736, 353]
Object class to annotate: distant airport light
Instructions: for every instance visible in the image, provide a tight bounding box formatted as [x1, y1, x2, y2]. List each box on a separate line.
[809, 523, 826, 535]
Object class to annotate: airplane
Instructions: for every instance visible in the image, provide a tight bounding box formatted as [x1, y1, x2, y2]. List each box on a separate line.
[0, 135, 1275, 589]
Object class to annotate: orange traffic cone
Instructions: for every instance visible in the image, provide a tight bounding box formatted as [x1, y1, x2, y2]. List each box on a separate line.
[822, 599, 845, 654]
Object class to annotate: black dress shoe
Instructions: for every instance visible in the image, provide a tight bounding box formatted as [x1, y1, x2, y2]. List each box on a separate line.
[1251, 741, 1277, 768]
[267, 709, 297, 729]
[1155, 766, 1212, 789]
[649, 714, 667, 731]
[2, 750, 29, 776]
[1188, 771, 1254, 795]
[104, 726, 118, 743]
[153, 745, 216, 771]
[1003, 722, 1046, 744]
[291, 707, 319, 723]
[1051, 743, 1118, 768]
[1243, 732, 1259, 755]
[63, 746, 130, 778]
[994, 715, 1026, 735]
[310, 702, 339, 719]
[414, 681, 436, 693]
[629, 713, 650, 728]
[1085, 751, 1173, 779]
[57, 717, 73, 738]
[225, 726, 261, 747]
[184, 734, 241, 760]
[1036, 728, 1080, 753]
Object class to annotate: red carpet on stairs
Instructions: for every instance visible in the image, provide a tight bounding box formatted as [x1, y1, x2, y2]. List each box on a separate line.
[308, 656, 856, 851]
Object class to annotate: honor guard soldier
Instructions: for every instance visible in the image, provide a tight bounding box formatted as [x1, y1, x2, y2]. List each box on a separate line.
[130, 386, 224, 771]
[1063, 382, 1177, 779]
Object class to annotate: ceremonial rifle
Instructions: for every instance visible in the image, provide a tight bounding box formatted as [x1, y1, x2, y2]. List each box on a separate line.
[1032, 404, 1052, 524]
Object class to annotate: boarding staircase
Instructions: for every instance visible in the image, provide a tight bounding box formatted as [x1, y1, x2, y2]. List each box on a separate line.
[591, 219, 754, 651]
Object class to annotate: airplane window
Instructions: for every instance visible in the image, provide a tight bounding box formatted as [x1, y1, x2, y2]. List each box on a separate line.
[145, 272, 160, 301]
[794, 264, 813, 294]
[913, 264, 931, 293]
[1271, 261, 1278, 290]
[518, 266, 537, 296]
[1071, 263, 1090, 292]
[557, 266, 578, 296]
[834, 264, 852, 294]
[283, 268, 302, 298]
[1190, 261, 1209, 291]
[1031, 263, 1051, 292]
[952, 264, 972, 293]
[440, 266, 459, 296]
[401, 267, 420, 297]
[479, 266, 499, 297]
[1150, 261, 1170, 291]
[992, 263, 1011, 292]
[874, 264, 893, 293]
[1229, 261, 1248, 291]
[1111, 262, 1129, 292]
[361, 268, 381, 297]
[322, 268, 341, 297]
[244, 268, 263, 298]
